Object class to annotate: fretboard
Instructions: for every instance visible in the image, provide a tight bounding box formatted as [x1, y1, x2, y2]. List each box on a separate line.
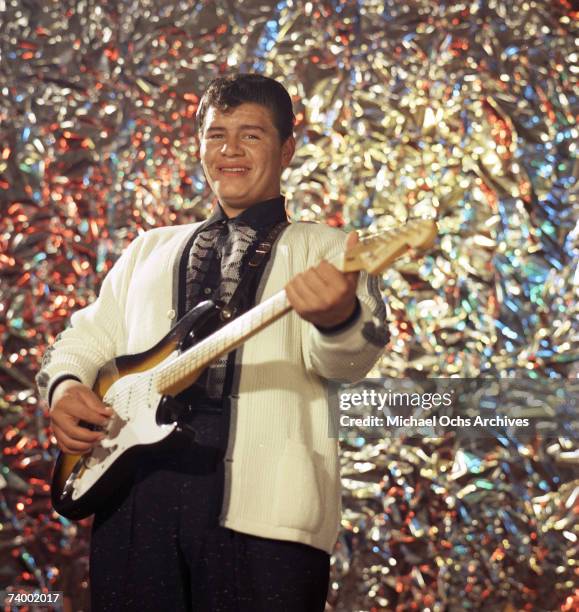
[153, 289, 292, 396]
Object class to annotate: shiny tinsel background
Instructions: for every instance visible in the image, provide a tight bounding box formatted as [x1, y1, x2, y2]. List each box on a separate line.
[0, 1, 577, 610]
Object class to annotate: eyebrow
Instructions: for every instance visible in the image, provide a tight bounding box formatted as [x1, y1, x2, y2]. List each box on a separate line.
[206, 124, 267, 132]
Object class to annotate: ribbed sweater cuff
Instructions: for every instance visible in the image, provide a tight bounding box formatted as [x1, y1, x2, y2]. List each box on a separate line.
[48, 374, 82, 409]
[315, 298, 361, 336]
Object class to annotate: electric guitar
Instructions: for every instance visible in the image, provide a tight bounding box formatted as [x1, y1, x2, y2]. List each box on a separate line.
[51, 219, 437, 519]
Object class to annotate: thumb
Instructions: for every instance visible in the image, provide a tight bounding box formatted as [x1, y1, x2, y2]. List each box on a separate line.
[344, 230, 360, 284]
[346, 230, 359, 250]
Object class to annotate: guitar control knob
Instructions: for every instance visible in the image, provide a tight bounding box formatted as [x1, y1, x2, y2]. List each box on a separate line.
[220, 307, 233, 321]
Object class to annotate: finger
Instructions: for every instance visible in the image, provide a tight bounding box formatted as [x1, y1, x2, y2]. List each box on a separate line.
[344, 267, 360, 288]
[50, 412, 105, 442]
[314, 261, 350, 290]
[299, 267, 336, 299]
[343, 230, 362, 283]
[64, 444, 94, 455]
[63, 420, 106, 443]
[314, 263, 358, 304]
[285, 277, 318, 314]
[290, 273, 330, 311]
[345, 230, 359, 249]
[59, 400, 112, 427]
[54, 421, 103, 450]
[51, 423, 98, 454]
[76, 387, 114, 416]
[285, 279, 308, 312]
[53, 381, 113, 417]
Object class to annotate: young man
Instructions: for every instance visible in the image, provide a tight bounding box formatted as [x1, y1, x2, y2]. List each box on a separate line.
[37, 74, 388, 611]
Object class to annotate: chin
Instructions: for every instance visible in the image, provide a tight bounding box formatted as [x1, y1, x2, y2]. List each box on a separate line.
[216, 192, 248, 203]
[214, 194, 248, 207]
[223, 201, 253, 209]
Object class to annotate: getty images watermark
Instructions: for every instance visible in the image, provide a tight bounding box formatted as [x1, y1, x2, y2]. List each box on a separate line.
[327, 378, 579, 440]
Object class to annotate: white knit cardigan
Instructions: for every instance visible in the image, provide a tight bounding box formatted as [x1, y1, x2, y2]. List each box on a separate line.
[37, 221, 387, 553]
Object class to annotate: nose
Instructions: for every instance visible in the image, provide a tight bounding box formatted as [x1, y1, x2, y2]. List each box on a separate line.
[220, 136, 243, 156]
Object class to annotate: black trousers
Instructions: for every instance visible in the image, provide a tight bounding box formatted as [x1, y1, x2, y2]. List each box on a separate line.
[89, 442, 330, 612]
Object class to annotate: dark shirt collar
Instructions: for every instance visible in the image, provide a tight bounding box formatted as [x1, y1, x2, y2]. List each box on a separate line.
[204, 195, 288, 231]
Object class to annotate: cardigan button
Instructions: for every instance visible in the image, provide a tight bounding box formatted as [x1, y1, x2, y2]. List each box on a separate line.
[167, 309, 176, 319]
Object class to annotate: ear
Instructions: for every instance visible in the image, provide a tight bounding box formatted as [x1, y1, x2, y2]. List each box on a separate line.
[195, 133, 202, 159]
[281, 135, 296, 168]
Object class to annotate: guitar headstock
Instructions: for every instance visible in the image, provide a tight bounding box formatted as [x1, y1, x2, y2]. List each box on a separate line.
[342, 218, 438, 274]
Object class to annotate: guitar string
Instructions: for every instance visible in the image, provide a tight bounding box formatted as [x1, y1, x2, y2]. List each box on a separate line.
[160, 294, 284, 389]
[154, 289, 289, 391]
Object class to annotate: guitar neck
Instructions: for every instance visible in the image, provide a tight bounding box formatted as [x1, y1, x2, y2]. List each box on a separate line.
[152, 218, 437, 397]
[154, 289, 292, 396]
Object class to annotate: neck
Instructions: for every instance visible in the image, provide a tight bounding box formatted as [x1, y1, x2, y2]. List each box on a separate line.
[218, 194, 282, 218]
[219, 204, 244, 218]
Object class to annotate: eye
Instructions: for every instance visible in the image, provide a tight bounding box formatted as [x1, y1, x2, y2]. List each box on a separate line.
[243, 134, 260, 140]
[205, 133, 224, 140]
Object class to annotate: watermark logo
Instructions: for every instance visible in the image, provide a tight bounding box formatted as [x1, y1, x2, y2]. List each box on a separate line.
[328, 378, 578, 440]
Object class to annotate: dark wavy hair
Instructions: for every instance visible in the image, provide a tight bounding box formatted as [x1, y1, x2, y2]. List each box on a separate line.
[196, 74, 295, 142]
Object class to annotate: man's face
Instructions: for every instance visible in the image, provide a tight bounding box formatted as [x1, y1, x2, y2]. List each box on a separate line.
[199, 102, 295, 216]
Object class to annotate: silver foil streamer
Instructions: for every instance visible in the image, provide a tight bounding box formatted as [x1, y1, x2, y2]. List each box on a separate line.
[0, 0, 577, 609]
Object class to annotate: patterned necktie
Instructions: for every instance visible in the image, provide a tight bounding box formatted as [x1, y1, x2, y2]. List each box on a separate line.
[185, 221, 258, 399]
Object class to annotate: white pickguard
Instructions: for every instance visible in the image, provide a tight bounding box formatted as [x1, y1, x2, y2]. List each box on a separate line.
[68, 354, 179, 501]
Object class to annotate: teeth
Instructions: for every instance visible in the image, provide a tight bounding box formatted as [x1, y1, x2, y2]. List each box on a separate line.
[221, 168, 247, 172]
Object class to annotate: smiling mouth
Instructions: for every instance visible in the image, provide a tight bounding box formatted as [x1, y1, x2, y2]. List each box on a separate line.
[218, 167, 250, 175]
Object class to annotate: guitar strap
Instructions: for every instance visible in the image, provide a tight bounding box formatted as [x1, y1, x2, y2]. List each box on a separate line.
[217, 219, 289, 322]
